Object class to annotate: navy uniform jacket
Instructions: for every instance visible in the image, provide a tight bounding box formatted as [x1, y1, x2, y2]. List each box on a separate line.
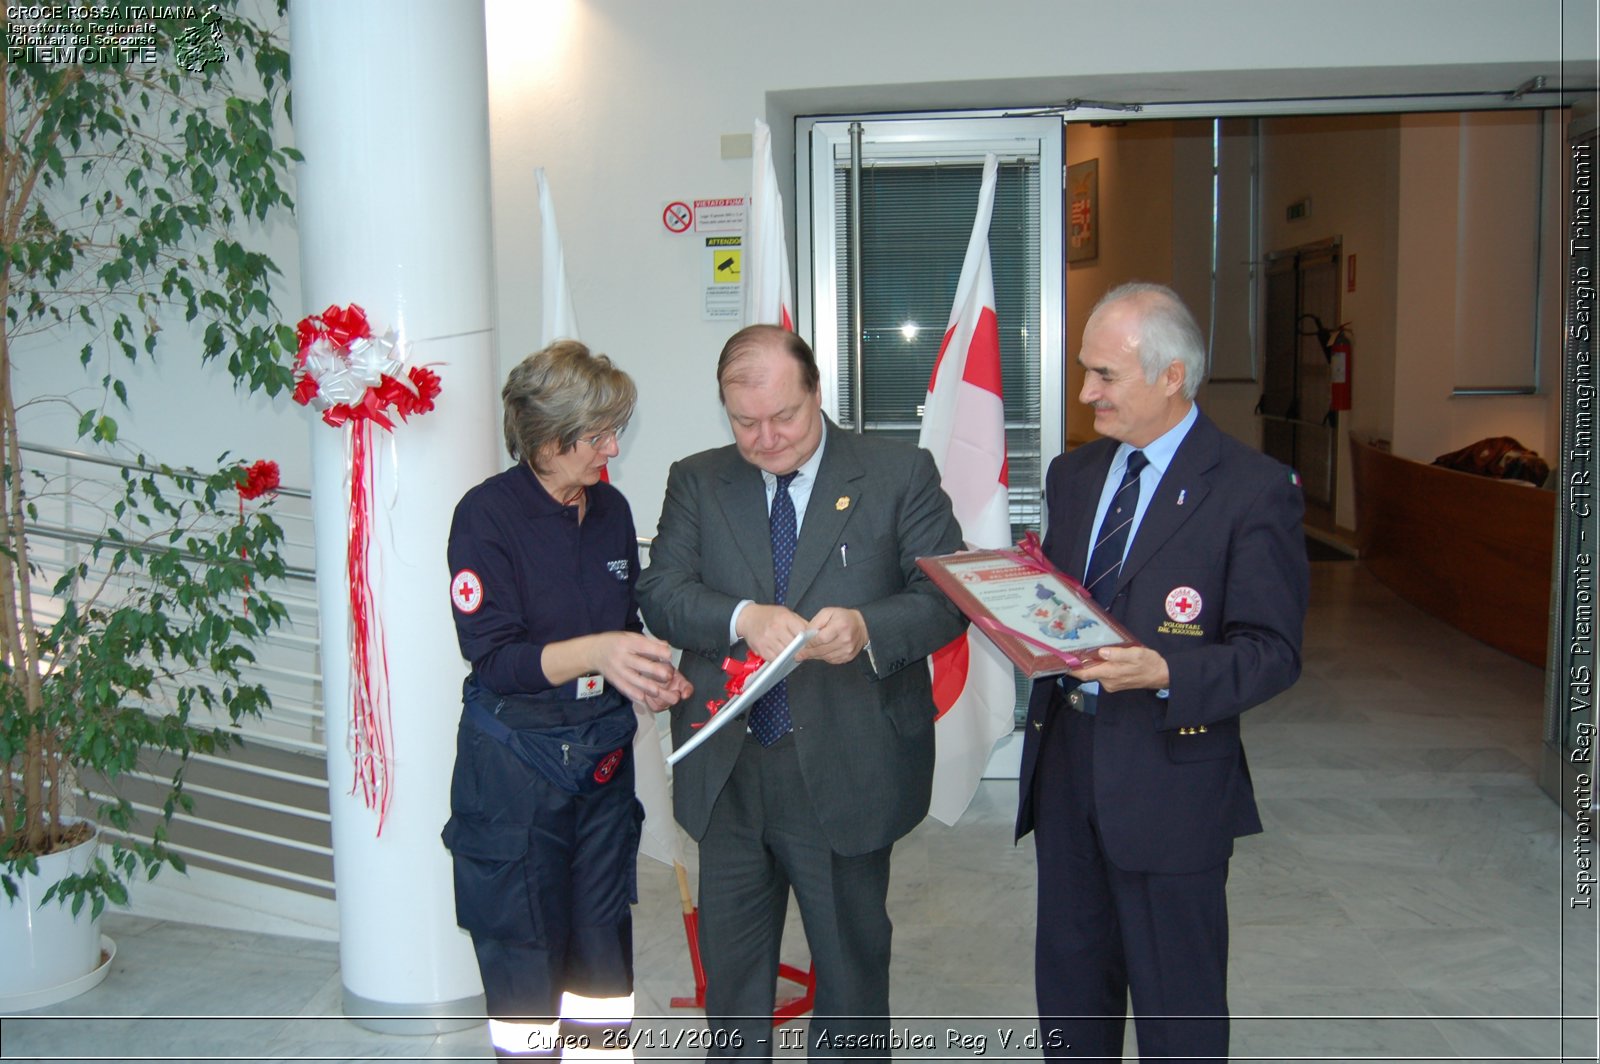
[442, 462, 642, 969]
[1016, 411, 1309, 874]
[448, 462, 642, 697]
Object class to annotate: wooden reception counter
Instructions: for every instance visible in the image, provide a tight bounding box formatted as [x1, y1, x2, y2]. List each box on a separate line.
[1349, 439, 1555, 668]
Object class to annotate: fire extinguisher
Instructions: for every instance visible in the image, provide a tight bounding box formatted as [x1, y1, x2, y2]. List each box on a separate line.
[1328, 325, 1353, 412]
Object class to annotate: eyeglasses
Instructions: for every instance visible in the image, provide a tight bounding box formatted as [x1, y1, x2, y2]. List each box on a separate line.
[578, 426, 626, 450]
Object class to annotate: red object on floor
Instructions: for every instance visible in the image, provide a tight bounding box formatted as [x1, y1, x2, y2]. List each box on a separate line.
[669, 906, 817, 1025]
[773, 962, 816, 1024]
[669, 908, 708, 1009]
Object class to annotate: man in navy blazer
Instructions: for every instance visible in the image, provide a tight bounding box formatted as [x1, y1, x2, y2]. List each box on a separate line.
[1017, 283, 1309, 1062]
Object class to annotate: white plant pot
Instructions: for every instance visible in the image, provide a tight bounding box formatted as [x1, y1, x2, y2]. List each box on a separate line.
[0, 822, 115, 1011]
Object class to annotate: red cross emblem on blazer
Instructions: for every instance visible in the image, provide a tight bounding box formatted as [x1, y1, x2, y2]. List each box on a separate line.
[1165, 586, 1202, 623]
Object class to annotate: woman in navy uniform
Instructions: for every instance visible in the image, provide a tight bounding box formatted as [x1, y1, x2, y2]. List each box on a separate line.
[444, 341, 692, 1058]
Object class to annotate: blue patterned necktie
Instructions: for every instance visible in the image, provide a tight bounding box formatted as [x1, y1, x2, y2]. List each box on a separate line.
[1084, 450, 1148, 609]
[749, 471, 799, 746]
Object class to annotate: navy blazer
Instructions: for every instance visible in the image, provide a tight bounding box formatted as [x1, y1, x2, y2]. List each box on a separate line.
[1016, 411, 1309, 874]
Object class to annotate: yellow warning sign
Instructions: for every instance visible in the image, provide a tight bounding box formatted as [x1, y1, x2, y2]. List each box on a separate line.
[712, 249, 741, 284]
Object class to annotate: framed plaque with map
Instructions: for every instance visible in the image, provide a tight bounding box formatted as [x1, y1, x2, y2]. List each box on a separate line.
[917, 542, 1141, 678]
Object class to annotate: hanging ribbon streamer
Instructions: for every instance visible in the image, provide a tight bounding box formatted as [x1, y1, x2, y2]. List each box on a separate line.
[345, 420, 393, 828]
[289, 303, 442, 835]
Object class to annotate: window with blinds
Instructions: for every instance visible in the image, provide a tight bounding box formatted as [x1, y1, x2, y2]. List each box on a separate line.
[799, 115, 1064, 729]
[800, 115, 1065, 543]
[831, 159, 1044, 536]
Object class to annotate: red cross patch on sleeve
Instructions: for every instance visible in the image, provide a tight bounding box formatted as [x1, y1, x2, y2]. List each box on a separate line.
[451, 569, 484, 614]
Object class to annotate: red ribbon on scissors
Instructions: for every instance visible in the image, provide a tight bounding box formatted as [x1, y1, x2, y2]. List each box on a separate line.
[692, 652, 766, 728]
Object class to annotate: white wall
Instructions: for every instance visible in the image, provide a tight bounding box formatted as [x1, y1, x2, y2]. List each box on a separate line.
[1392, 111, 1566, 469]
[485, 0, 1592, 534]
[1063, 121, 1176, 447]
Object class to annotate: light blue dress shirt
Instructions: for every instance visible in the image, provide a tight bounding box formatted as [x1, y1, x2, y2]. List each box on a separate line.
[727, 421, 827, 643]
[1084, 402, 1199, 577]
[1078, 403, 1198, 698]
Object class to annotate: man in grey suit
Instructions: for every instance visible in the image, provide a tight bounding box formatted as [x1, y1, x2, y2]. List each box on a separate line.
[637, 324, 965, 1059]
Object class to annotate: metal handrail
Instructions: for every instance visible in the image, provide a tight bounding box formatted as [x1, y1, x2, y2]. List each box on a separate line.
[21, 441, 312, 500]
[18, 439, 336, 903]
[19, 441, 317, 580]
[21, 519, 317, 582]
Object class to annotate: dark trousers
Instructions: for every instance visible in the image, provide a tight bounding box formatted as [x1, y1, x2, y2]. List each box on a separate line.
[1032, 698, 1231, 1063]
[698, 733, 894, 1062]
[445, 710, 641, 1028]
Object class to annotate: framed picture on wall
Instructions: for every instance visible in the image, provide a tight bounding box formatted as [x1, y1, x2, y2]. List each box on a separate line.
[1067, 159, 1098, 263]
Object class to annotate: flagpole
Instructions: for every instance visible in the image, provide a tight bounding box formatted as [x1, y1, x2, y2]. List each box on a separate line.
[848, 121, 866, 434]
[667, 860, 708, 1009]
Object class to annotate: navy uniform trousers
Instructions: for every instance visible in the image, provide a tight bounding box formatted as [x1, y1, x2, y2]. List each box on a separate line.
[442, 685, 642, 1031]
[1032, 686, 1230, 1063]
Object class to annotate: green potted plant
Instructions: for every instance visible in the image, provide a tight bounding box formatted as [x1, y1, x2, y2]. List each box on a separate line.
[0, 4, 301, 1005]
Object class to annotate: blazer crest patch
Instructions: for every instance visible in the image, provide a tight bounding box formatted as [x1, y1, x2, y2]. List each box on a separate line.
[1157, 585, 1204, 636]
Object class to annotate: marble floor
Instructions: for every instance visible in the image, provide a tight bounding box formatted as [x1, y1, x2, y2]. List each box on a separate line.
[2, 562, 1596, 1063]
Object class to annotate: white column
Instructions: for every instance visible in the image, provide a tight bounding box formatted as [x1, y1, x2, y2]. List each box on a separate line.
[289, 0, 497, 1031]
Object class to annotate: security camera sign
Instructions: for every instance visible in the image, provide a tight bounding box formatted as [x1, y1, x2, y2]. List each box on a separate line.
[704, 237, 741, 320]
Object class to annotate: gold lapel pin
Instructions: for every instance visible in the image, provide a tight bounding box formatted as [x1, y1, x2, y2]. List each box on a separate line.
[835, 496, 851, 511]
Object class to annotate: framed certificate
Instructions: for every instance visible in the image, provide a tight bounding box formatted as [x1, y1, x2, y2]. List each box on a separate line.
[917, 544, 1140, 677]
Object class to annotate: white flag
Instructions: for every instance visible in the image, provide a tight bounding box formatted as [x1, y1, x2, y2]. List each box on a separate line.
[741, 119, 795, 329]
[919, 154, 1016, 826]
[632, 703, 683, 867]
[536, 167, 580, 345]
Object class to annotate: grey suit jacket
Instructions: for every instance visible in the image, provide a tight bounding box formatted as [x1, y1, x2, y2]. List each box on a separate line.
[636, 421, 966, 856]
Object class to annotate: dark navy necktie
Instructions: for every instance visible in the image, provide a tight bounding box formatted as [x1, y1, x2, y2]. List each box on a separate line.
[1084, 450, 1148, 608]
[749, 471, 799, 746]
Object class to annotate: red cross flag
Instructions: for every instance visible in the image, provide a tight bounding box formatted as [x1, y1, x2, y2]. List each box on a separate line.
[918, 154, 1017, 826]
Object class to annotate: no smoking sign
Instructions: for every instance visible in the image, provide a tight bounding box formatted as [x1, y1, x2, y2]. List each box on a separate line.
[662, 201, 692, 234]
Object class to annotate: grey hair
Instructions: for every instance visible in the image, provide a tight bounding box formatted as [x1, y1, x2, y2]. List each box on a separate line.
[1089, 282, 1207, 399]
[501, 340, 637, 473]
